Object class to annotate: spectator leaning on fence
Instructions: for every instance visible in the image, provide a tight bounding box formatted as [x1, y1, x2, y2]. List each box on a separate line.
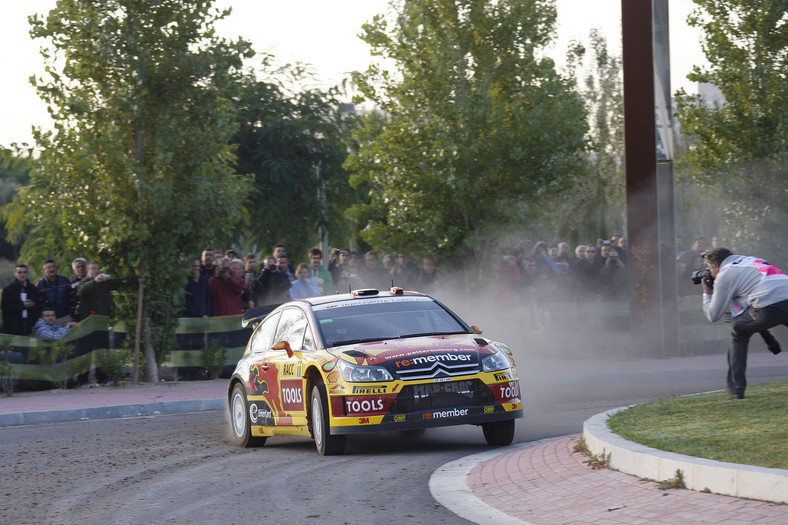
[33, 307, 78, 341]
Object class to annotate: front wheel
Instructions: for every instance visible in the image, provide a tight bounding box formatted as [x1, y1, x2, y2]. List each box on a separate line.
[482, 419, 515, 446]
[230, 383, 267, 448]
[310, 383, 346, 456]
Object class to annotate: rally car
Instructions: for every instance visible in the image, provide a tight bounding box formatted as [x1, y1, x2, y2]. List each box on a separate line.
[228, 288, 522, 455]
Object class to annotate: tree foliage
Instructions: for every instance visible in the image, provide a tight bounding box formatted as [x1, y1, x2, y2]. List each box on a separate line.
[6, 0, 253, 377]
[347, 0, 587, 264]
[0, 149, 32, 261]
[232, 59, 360, 259]
[539, 29, 624, 245]
[675, 0, 788, 259]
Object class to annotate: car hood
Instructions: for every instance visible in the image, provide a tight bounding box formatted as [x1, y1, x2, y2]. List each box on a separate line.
[331, 334, 496, 377]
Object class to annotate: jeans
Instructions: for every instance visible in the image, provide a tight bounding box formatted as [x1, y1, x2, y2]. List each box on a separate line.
[729, 299, 788, 397]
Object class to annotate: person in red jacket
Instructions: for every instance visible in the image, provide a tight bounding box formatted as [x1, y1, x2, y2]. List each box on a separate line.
[210, 259, 245, 316]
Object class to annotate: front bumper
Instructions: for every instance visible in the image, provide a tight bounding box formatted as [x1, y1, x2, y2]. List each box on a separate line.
[330, 402, 523, 435]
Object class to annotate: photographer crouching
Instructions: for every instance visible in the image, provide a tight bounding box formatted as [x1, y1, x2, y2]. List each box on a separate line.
[701, 247, 788, 399]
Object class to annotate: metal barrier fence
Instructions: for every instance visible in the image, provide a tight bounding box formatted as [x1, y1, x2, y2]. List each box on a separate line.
[1, 314, 252, 384]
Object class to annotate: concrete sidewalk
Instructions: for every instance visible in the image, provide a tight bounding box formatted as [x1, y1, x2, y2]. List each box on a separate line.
[433, 435, 787, 525]
[0, 378, 228, 425]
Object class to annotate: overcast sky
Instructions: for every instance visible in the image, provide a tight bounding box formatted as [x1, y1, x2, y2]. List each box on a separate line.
[0, 0, 705, 147]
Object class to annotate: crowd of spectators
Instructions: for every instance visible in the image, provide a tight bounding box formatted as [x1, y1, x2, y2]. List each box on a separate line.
[495, 235, 630, 307]
[0, 234, 715, 338]
[183, 244, 444, 318]
[0, 258, 135, 339]
[494, 234, 718, 308]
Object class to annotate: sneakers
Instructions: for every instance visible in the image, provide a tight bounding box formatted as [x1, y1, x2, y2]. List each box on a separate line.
[729, 393, 745, 400]
[768, 343, 782, 355]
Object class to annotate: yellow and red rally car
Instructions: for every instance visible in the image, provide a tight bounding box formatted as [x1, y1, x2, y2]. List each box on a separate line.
[228, 288, 522, 455]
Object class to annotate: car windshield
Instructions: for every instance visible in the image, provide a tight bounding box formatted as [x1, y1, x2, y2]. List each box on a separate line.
[313, 296, 468, 348]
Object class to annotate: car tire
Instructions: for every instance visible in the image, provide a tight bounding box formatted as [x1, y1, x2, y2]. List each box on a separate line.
[482, 419, 515, 446]
[310, 383, 346, 456]
[230, 383, 267, 448]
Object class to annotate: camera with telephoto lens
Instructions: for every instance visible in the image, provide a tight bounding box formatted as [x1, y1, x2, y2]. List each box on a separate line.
[691, 269, 714, 288]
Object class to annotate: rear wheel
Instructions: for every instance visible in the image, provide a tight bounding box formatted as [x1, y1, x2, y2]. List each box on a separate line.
[310, 383, 346, 455]
[230, 383, 267, 448]
[482, 419, 515, 446]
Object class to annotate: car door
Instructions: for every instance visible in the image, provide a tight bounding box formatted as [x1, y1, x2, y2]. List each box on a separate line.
[268, 307, 313, 426]
[244, 311, 282, 426]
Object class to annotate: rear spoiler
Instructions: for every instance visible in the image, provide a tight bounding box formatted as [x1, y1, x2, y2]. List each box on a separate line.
[241, 303, 281, 328]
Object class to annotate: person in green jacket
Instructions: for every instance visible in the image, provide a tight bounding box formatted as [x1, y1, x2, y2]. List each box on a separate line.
[76, 262, 136, 320]
[307, 247, 334, 295]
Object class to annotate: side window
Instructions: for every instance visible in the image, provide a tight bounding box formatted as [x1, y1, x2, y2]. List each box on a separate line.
[302, 321, 316, 351]
[251, 311, 281, 353]
[273, 308, 307, 350]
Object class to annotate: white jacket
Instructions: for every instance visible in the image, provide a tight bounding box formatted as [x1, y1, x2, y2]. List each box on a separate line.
[703, 255, 788, 322]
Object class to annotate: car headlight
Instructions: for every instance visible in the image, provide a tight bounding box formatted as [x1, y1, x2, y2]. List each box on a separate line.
[336, 358, 394, 382]
[481, 348, 511, 372]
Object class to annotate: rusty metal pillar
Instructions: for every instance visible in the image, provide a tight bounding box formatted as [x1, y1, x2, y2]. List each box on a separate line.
[622, 0, 679, 356]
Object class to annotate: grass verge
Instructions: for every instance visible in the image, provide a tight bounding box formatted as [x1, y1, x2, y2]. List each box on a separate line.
[607, 381, 788, 470]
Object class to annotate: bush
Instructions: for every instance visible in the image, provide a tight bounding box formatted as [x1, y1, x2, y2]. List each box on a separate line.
[96, 344, 132, 385]
[0, 335, 15, 397]
[201, 339, 228, 379]
[30, 338, 76, 390]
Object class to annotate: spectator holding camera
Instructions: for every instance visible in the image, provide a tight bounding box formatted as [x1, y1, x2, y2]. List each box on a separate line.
[600, 247, 627, 299]
[251, 256, 291, 306]
[702, 247, 788, 399]
[209, 259, 245, 316]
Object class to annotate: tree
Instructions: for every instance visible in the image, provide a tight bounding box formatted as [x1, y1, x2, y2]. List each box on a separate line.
[232, 59, 360, 259]
[536, 29, 625, 246]
[0, 149, 32, 261]
[6, 0, 253, 380]
[675, 0, 788, 260]
[347, 0, 587, 266]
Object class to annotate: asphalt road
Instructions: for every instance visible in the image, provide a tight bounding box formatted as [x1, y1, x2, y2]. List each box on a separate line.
[2, 353, 785, 524]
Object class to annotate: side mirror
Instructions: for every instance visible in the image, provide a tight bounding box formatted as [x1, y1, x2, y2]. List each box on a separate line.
[471, 325, 483, 335]
[272, 340, 294, 358]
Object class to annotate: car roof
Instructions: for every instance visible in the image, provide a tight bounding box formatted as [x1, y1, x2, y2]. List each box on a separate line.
[241, 289, 431, 327]
[302, 288, 428, 306]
